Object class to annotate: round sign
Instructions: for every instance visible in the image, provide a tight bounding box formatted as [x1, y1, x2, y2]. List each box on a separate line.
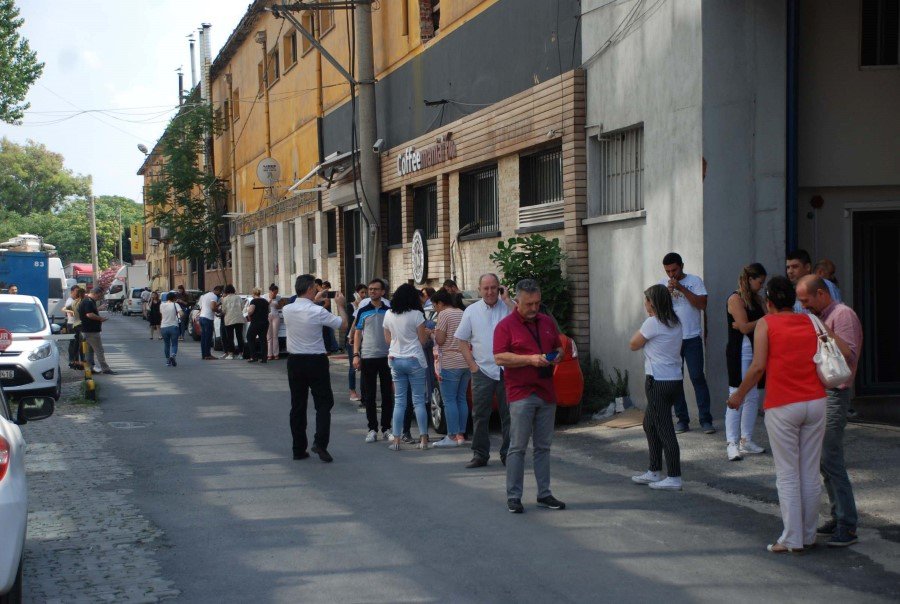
[0, 328, 11, 352]
[256, 157, 282, 187]
[411, 229, 428, 285]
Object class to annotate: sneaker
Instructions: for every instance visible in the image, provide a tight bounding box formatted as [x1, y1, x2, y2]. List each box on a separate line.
[349, 392, 360, 401]
[675, 422, 690, 434]
[739, 439, 765, 454]
[817, 519, 837, 535]
[433, 436, 458, 448]
[631, 470, 663, 485]
[649, 476, 683, 491]
[92, 366, 102, 373]
[401, 433, 415, 444]
[166, 358, 172, 367]
[507, 498, 524, 514]
[827, 528, 858, 547]
[382, 430, 392, 441]
[220, 354, 229, 359]
[310, 445, 333, 463]
[170, 357, 177, 367]
[536, 495, 566, 510]
[727, 442, 743, 461]
[701, 423, 716, 434]
[365, 430, 377, 443]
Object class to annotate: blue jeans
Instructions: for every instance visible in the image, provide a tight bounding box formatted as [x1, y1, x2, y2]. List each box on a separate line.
[673, 336, 712, 426]
[440, 367, 471, 435]
[348, 362, 357, 391]
[390, 357, 428, 438]
[162, 326, 180, 359]
[821, 388, 858, 531]
[200, 317, 214, 358]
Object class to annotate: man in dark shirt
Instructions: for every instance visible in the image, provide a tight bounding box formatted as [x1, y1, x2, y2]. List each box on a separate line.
[80, 287, 116, 374]
[494, 279, 563, 514]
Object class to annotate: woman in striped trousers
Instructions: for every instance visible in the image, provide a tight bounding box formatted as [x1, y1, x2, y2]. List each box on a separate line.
[629, 284, 685, 491]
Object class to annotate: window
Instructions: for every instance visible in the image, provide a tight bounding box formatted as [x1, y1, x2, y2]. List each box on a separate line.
[266, 48, 280, 86]
[861, 0, 899, 66]
[459, 165, 499, 236]
[320, 8, 334, 35]
[283, 31, 298, 70]
[301, 11, 314, 54]
[231, 88, 240, 121]
[595, 125, 644, 216]
[386, 191, 402, 246]
[420, 0, 440, 41]
[413, 182, 438, 240]
[326, 210, 337, 255]
[520, 147, 562, 207]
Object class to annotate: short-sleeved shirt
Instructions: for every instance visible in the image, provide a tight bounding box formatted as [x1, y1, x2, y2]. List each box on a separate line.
[356, 301, 390, 358]
[282, 297, 342, 355]
[160, 301, 182, 328]
[455, 299, 511, 381]
[658, 274, 707, 339]
[221, 295, 245, 326]
[248, 298, 270, 326]
[199, 292, 219, 320]
[820, 301, 862, 390]
[63, 296, 76, 325]
[639, 317, 683, 380]
[493, 311, 560, 404]
[383, 309, 427, 367]
[436, 307, 467, 369]
[79, 297, 102, 333]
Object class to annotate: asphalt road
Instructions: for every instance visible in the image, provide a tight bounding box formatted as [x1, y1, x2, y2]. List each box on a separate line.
[84, 315, 900, 602]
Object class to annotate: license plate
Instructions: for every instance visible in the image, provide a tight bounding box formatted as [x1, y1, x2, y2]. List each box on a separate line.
[0, 370, 14, 379]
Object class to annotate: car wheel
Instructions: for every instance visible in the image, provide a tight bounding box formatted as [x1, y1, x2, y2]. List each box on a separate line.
[0, 557, 23, 604]
[430, 384, 447, 434]
[556, 402, 583, 425]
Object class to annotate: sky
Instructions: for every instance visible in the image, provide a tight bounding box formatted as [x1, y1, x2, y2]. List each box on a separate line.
[0, 1, 252, 205]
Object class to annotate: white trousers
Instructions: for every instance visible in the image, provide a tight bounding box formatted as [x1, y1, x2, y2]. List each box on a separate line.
[726, 338, 760, 443]
[764, 398, 826, 548]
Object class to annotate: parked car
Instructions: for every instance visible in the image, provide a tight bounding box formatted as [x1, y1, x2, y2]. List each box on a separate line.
[122, 288, 144, 316]
[0, 387, 55, 601]
[0, 294, 62, 401]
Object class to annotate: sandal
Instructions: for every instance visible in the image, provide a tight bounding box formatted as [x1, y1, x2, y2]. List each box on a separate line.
[767, 542, 804, 554]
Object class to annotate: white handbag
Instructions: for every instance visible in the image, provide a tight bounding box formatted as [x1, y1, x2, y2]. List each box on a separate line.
[808, 314, 852, 388]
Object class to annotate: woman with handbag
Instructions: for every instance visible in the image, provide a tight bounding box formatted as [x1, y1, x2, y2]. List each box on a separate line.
[727, 275, 849, 553]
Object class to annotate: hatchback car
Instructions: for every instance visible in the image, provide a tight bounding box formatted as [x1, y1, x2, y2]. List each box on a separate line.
[122, 288, 144, 316]
[0, 294, 62, 401]
[0, 387, 55, 601]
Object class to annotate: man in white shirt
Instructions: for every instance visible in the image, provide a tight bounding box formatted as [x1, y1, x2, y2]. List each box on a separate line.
[198, 286, 222, 360]
[283, 274, 348, 463]
[455, 273, 515, 468]
[660, 253, 713, 434]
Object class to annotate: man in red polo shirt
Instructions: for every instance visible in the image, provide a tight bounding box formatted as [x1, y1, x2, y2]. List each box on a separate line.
[494, 278, 565, 514]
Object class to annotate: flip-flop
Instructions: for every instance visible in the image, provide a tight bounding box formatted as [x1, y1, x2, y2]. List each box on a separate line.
[767, 542, 804, 554]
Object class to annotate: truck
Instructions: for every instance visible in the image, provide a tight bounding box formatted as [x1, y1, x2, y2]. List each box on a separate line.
[64, 263, 95, 292]
[105, 262, 149, 309]
[0, 251, 50, 310]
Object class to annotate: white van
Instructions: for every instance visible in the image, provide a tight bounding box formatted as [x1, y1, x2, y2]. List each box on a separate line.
[46, 257, 67, 325]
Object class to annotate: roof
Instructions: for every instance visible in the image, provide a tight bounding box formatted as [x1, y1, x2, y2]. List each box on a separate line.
[209, 0, 272, 82]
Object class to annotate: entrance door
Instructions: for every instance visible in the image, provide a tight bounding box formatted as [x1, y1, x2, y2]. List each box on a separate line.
[853, 210, 900, 395]
[344, 208, 363, 292]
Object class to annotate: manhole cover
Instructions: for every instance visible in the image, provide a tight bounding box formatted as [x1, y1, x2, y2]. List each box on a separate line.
[107, 421, 152, 429]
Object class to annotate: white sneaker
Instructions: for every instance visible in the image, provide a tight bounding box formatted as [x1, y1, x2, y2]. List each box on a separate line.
[631, 470, 663, 484]
[740, 439, 766, 455]
[649, 476, 683, 491]
[727, 442, 743, 461]
[365, 430, 377, 443]
[220, 354, 229, 359]
[92, 366, 102, 373]
[382, 430, 392, 441]
[433, 436, 457, 448]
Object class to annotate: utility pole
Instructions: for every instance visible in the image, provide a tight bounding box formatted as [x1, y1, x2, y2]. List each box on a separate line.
[117, 207, 123, 264]
[88, 196, 100, 286]
[354, 0, 380, 280]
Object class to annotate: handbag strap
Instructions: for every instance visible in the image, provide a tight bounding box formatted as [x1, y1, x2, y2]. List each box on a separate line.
[807, 313, 827, 339]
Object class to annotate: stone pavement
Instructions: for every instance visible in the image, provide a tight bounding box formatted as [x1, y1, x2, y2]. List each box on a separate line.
[21, 371, 178, 603]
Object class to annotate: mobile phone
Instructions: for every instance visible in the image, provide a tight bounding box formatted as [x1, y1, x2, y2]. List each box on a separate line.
[326, 291, 337, 298]
[544, 350, 559, 362]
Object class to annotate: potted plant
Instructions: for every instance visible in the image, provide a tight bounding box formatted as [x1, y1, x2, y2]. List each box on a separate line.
[608, 368, 632, 412]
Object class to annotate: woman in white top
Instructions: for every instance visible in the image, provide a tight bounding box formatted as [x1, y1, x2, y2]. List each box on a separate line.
[267, 284, 283, 361]
[160, 292, 184, 367]
[629, 284, 684, 491]
[382, 283, 430, 450]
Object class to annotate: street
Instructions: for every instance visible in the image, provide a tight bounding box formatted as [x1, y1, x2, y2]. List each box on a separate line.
[21, 316, 900, 603]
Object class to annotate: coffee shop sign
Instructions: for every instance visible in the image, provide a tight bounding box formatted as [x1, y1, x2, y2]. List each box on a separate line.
[397, 134, 458, 177]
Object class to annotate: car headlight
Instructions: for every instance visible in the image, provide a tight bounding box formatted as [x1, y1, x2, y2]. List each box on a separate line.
[28, 342, 53, 361]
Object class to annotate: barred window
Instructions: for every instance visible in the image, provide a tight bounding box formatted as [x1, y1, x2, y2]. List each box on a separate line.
[386, 191, 402, 246]
[520, 147, 562, 207]
[597, 125, 644, 216]
[413, 182, 438, 240]
[326, 211, 337, 255]
[861, 0, 899, 66]
[459, 165, 499, 236]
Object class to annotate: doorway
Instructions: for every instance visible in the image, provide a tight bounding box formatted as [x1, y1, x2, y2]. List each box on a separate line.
[853, 210, 900, 395]
[344, 208, 363, 292]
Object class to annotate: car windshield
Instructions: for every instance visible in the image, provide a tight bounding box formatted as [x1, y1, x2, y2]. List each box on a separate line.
[0, 302, 46, 333]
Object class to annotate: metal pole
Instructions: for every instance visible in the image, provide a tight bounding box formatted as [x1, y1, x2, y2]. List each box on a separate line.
[117, 207, 123, 264]
[88, 196, 100, 285]
[354, 0, 380, 280]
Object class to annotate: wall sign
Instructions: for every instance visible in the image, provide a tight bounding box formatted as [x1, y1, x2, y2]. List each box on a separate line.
[397, 133, 458, 177]
[411, 229, 428, 284]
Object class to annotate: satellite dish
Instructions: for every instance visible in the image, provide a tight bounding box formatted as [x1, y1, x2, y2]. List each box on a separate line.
[257, 157, 281, 187]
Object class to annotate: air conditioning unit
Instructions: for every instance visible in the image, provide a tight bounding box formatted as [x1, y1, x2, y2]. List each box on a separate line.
[148, 227, 169, 242]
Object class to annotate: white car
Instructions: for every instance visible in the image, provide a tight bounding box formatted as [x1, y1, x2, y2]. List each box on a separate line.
[0, 387, 54, 601]
[122, 288, 145, 316]
[0, 295, 62, 400]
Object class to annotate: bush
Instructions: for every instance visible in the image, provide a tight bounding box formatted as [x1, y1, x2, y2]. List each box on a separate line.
[580, 358, 613, 413]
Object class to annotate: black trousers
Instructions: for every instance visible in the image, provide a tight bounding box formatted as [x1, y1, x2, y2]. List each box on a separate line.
[246, 322, 268, 360]
[223, 323, 245, 355]
[643, 376, 683, 477]
[68, 325, 83, 364]
[288, 354, 334, 453]
[360, 356, 393, 432]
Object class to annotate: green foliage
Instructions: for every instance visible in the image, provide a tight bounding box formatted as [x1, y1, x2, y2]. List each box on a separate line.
[0, 137, 91, 213]
[0, 0, 44, 124]
[580, 359, 630, 412]
[145, 104, 225, 264]
[608, 368, 630, 398]
[489, 234, 571, 329]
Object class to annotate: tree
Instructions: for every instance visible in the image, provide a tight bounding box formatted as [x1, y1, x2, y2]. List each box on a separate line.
[0, 0, 44, 124]
[0, 137, 91, 213]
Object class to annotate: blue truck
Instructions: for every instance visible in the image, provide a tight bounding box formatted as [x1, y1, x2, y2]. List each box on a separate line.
[0, 251, 50, 311]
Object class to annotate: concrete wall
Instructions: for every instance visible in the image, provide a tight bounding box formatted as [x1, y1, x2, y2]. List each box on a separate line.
[700, 0, 787, 410]
[582, 0, 704, 406]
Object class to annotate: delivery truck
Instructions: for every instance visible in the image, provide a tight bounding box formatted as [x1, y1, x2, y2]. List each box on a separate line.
[105, 262, 149, 310]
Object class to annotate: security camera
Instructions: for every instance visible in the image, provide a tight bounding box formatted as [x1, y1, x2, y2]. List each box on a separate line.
[373, 139, 385, 154]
